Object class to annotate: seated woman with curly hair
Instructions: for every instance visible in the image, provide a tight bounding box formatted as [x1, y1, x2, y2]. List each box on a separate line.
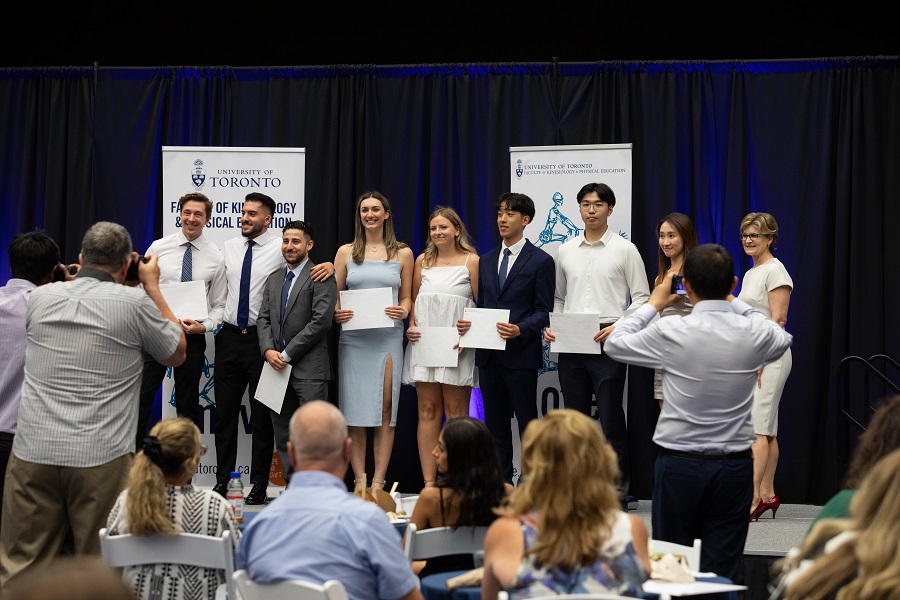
[481, 409, 650, 599]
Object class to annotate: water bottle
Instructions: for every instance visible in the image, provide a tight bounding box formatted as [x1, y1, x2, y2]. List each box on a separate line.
[226, 471, 244, 524]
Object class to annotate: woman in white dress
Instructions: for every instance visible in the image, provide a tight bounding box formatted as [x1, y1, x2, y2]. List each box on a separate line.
[738, 212, 793, 521]
[402, 206, 479, 486]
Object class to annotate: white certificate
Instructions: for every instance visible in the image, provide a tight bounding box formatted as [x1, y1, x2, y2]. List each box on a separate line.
[549, 312, 603, 355]
[254, 361, 291, 414]
[339, 287, 395, 330]
[458, 307, 509, 350]
[411, 327, 459, 368]
[159, 280, 209, 321]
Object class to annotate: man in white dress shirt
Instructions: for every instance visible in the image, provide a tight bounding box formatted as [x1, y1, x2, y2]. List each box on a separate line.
[604, 244, 793, 581]
[543, 182, 650, 505]
[136, 192, 226, 449]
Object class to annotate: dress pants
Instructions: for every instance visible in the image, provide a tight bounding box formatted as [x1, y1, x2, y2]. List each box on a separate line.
[652, 451, 753, 582]
[272, 379, 329, 484]
[478, 363, 539, 483]
[213, 326, 274, 487]
[136, 333, 207, 448]
[558, 351, 630, 495]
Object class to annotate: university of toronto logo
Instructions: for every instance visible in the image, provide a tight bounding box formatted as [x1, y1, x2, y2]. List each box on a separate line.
[191, 158, 206, 189]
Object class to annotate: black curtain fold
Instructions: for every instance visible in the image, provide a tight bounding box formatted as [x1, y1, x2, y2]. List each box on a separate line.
[2, 57, 898, 502]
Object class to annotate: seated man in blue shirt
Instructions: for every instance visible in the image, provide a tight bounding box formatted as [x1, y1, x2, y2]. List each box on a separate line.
[236, 400, 423, 600]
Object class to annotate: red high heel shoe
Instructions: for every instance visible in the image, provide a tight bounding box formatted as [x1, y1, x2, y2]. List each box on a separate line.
[762, 495, 780, 519]
[749, 501, 766, 522]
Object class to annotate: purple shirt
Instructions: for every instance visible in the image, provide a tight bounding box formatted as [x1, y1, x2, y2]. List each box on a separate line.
[0, 279, 35, 434]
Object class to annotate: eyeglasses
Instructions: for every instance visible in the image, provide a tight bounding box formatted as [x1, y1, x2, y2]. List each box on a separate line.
[579, 201, 609, 210]
[200, 444, 208, 456]
[739, 233, 767, 241]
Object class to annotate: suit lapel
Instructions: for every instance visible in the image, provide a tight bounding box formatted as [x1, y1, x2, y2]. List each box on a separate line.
[499, 240, 533, 295]
[284, 261, 314, 317]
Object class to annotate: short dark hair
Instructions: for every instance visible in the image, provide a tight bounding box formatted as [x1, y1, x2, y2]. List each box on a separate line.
[683, 244, 734, 300]
[177, 192, 213, 218]
[8, 230, 60, 284]
[576, 182, 617, 207]
[283, 220, 314, 240]
[244, 192, 276, 216]
[495, 192, 535, 220]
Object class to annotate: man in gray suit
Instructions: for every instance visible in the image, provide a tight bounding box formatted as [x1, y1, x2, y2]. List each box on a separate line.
[258, 220, 337, 483]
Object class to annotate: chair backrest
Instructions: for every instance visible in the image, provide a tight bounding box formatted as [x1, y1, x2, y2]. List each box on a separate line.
[232, 569, 349, 600]
[98, 527, 236, 600]
[402, 521, 489, 561]
[649, 537, 702, 571]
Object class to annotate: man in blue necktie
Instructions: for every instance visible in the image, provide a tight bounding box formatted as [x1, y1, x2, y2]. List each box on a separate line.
[136, 193, 227, 449]
[257, 220, 336, 484]
[456, 192, 555, 483]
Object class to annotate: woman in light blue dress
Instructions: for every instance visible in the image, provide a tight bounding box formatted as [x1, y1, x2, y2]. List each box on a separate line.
[333, 191, 414, 497]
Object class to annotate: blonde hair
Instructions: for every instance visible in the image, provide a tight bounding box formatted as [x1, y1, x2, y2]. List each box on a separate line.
[496, 409, 621, 572]
[740, 212, 779, 253]
[126, 418, 202, 535]
[421, 206, 476, 268]
[350, 191, 407, 263]
[776, 448, 900, 599]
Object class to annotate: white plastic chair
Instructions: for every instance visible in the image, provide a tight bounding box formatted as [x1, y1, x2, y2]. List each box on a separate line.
[403, 521, 489, 562]
[98, 527, 236, 600]
[232, 569, 349, 600]
[649, 537, 702, 572]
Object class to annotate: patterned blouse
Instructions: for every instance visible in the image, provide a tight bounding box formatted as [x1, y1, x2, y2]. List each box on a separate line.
[107, 483, 241, 600]
[507, 511, 648, 598]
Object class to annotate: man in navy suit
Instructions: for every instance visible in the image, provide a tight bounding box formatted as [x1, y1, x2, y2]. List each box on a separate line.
[457, 192, 555, 483]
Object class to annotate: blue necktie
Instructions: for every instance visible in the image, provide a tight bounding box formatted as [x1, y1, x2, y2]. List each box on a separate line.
[279, 270, 294, 349]
[181, 242, 193, 282]
[236, 240, 255, 330]
[498, 247, 511, 289]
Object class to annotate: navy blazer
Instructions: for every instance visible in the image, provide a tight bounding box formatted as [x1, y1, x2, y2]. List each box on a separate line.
[475, 239, 555, 370]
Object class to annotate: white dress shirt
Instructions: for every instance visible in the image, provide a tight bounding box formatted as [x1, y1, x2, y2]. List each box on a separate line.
[553, 229, 650, 323]
[605, 299, 793, 453]
[497, 236, 527, 274]
[223, 231, 285, 327]
[146, 230, 226, 332]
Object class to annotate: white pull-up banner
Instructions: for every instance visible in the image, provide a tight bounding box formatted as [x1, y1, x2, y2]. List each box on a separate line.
[504, 143, 633, 484]
[161, 146, 305, 487]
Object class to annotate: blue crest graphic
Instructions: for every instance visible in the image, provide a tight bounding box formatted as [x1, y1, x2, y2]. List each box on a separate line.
[515, 158, 524, 179]
[191, 158, 206, 189]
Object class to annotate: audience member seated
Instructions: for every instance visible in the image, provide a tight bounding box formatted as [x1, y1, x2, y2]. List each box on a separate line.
[236, 400, 423, 600]
[807, 393, 900, 535]
[3, 555, 135, 600]
[481, 409, 650, 599]
[106, 417, 240, 600]
[404, 416, 513, 577]
[769, 447, 900, 600]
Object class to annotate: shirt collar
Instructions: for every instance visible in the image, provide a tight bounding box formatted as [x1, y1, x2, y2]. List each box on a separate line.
[502, 236, 527, 255]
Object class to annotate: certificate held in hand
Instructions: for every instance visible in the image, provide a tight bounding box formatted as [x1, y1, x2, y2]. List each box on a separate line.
[549, 312, 603, 354]
[339, 287, 394, 330]
[410, 327, 459, 368]
[458, 307, 509, 350]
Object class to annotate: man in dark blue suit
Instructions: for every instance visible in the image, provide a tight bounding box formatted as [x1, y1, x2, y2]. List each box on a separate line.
[457, 192, 555, 483]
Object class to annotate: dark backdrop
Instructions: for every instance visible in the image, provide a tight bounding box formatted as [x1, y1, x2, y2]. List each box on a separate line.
[1, 56, 898, 503]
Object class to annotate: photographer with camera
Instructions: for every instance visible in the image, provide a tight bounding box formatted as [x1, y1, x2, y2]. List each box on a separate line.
[0, 221, 186, 590]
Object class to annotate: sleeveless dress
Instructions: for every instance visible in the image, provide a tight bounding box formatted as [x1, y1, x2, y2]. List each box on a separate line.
[507, 511, 647, 599]
[737, 257, 793, 436]
[401, 257, 477, 387]
[338, 260, 403, 427]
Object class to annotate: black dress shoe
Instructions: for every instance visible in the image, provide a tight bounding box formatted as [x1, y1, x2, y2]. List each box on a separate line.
[245, 483, 270, 505]
[212, 483, 228, 498]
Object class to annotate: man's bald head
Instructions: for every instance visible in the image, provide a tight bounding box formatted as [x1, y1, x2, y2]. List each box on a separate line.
[288, 401, 350, 473]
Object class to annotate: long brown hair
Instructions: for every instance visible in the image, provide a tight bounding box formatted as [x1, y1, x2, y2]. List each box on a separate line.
[495, 409, 621, 572]
[421, 206, 476, 268]
[655, 212, 698, 287]
[350, 190, 407, 263]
